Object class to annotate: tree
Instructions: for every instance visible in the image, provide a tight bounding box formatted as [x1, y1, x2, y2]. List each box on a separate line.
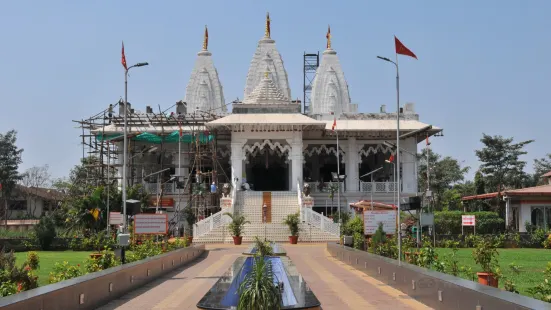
[475, 134, 533, 193]
[534, 154, 551, 185]
[442, 181, 476, 211]
[20, 165, 51, 217]
[474, 171, 485, 195]
[418, 149, 470, 210]
[0, 130, 24, 224]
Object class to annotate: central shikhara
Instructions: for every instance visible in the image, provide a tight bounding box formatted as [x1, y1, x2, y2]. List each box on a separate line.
[86, 13, 441, 243]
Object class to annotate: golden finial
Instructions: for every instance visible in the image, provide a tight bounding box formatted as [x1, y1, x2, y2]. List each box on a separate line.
[326, 25, 331, 49]
[265, 12, 271, 38]
[264, 71, 269, 78]
[202, 25, 209, 51]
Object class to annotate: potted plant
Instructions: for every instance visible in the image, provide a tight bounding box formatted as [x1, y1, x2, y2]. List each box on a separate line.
[283, 212, 300, 244]
[225, 212, 249, 245]
[472, 238, 499, 287]
[181, 207, 196, 244]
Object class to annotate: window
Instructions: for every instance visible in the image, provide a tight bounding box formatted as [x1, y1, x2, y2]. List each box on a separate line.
[8, 200, 27, 211]
[531, 206, 551, 229]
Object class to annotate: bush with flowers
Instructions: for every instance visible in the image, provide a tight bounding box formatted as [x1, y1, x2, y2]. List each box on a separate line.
[0, 249, 39, 297]
[85, 247, 119, 273]
[48, 261, 84, 284]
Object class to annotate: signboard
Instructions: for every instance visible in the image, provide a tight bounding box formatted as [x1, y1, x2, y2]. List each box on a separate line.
[134, 214, 168, 235]
[220, 197, 232, 209]
[149, 198, 174, 208]
[302, 197, 314, 208]
[462, 215, 476, 226]
[420, 212, 434, 226]
[364, 210, 397, 235]
[109, 212, 124, 225]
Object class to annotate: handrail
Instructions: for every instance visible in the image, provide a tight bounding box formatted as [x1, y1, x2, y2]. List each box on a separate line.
[297, 178, 303, 221]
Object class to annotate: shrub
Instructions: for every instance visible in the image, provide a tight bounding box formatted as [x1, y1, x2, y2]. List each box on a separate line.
[48, 261, 84, 284]
[34, 216, 57, 250]
[435, 211, 504, 235]
[472, 237, 499, 273]
[126, 238, 163, 263]
[528, 262, 551, 302]
[0, 250, 38, 295]
[25, 251, 39, 270]
[238, 256, 282, 309]
[86, 250, 119, 273]
[167, 237, 188, 251]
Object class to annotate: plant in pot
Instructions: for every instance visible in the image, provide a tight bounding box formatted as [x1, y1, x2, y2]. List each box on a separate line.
[181, 207, 196, 244]
[225, 212, 249, 245]
[472, 237, 499, 287]
[283, 212, 300, 244]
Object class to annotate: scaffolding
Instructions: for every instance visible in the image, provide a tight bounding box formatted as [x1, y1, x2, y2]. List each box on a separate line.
[303, 52, 319, 114]
[73, 101, 231, 230]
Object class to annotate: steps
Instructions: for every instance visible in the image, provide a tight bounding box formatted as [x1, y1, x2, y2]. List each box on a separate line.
[193, 190, 340, 243]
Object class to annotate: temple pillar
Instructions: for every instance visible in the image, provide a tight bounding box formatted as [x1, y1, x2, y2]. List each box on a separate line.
[401, 137, 418, 194]
[230, 138, 246, 186]
[346, 138, 359, 192]
[287, 133, 303, 190]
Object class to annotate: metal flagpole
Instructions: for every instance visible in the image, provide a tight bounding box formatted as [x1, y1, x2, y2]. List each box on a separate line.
[395, 52, 402, 266]
[123, 69, 128, 232]
[336, 128, 340, 225]
[107, 141, 110, 232]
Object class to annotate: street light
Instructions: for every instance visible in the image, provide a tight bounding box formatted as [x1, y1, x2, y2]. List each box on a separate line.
[378, 55, 402, 266]
[122, 61, 149, 235]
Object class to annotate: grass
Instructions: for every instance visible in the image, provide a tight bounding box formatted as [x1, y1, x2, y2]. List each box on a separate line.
[436, 248, 551, 296]
[14, 251, 93, 286]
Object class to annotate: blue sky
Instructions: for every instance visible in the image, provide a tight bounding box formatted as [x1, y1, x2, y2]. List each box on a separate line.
[0, 1, 549, 181]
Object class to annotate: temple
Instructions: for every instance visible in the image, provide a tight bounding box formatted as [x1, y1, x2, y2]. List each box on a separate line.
[86, 14, 441, 243]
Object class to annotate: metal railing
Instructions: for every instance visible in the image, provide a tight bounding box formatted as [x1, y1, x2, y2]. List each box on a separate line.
[304, 182, 344, 193]
[144, 182, 177, 194]
[193, 179, 237, 238]
[359, 182, 398, 193]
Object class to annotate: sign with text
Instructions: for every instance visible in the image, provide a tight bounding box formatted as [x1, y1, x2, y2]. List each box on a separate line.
[462, 215, 476, 226]
[149, 198, 174, 208]
[134, 214, 168, 235]
[364, 210, 397, 235]
[109, 212, 124, 225]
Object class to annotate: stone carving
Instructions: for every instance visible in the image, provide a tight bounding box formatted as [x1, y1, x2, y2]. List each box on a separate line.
[222, 183, 231, 197]
[303, 183, 311, 197]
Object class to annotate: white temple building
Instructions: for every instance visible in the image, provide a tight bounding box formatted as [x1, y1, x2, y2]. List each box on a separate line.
[92, 14, 441, 243]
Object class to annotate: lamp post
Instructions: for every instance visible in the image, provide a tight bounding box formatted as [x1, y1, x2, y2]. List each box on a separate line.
[378, 55, 402, 265]
[122, 62, 149, 233]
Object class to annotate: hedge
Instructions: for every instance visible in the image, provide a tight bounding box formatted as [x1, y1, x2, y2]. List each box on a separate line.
[435, 211, 505, 235]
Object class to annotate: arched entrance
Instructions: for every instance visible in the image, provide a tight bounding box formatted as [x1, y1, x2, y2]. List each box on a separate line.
[244, 140, 290, 191]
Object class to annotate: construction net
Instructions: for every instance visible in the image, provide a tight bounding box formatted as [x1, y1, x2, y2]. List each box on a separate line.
[95, 131, 214, 144]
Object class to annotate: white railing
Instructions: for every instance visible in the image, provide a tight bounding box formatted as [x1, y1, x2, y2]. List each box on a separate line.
[297, 178, 303, 221]
[301, 207, 340, 237]
[360, 182, 398, 193]
[193, 209, 231, 238]
[304, 182, 344, 193]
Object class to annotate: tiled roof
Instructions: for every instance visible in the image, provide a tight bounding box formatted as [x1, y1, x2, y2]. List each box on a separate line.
[504, 185, 551, 196]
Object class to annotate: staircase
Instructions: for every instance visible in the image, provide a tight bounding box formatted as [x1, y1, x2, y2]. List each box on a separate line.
[193, 189, 340, 243]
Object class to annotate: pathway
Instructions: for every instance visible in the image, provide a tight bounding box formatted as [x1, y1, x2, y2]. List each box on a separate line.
[97, 244, 432, 310]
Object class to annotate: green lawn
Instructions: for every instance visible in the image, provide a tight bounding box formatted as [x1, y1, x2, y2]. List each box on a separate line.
[14, 251, 93, 286]
[436, 248, 551, 296]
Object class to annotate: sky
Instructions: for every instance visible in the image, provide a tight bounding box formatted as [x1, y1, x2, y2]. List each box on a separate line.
[0, 0, 549, 182]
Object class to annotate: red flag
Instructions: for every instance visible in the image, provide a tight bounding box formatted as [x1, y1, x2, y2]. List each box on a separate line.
[395, 36, 417, 59]
[121, 41, 128, 70]
[388, 154, 395, 162]
[331, 118, 336, 131]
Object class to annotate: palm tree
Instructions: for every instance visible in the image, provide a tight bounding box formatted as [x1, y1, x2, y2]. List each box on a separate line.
[224, 212, 250, 245]
[237, 256, 282, 310]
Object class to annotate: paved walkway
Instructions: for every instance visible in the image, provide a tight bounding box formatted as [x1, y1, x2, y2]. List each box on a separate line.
[97, 244, 431, 310]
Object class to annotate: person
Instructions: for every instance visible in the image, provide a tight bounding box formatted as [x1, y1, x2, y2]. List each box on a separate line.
[263, 203, 268, 222]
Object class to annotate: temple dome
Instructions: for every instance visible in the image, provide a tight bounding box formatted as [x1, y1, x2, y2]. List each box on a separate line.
[242, 69, 289, 105]
[183, 27, 226, 113]
[243, 13, 291, 102]
[309, 28, 356, 116]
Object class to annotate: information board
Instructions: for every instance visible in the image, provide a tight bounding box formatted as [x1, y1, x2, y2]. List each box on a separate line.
[364, 210, 397, 235]
[109, 212, 124, 225]
[462, 215, 476, 226]
[134, 214, 168, 235]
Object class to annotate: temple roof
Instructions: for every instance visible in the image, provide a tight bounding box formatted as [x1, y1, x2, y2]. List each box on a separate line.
[242, 70, 289, 105]
[323, 119, 440, 132]
[206, 113, 325, 127]
[243, 13, 291, 102]
[183, 26, 226, 113]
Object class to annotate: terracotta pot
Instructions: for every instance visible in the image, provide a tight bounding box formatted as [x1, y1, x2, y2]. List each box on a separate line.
[477, 272, 498, 287]
[289, 236, 298, 244]
[232, 236, 243, 245]
[89, 253, 103, 260]
[187, 236, 193, 244]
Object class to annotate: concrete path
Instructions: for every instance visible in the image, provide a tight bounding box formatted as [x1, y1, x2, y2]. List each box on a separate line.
[97, 244, 431, 310]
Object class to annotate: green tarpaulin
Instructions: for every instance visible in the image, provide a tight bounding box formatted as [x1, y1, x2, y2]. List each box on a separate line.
[96, 131, 214, 144]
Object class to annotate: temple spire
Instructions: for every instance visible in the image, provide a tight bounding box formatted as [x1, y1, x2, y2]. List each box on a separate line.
[202, 25, 209, 51]
[326, 25, 331, 49]
[265, 12, 271, 38]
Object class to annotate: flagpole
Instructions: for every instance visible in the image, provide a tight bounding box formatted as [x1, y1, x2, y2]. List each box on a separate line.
[395, 51, 402, 266]
[336, 129, 340, 226]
